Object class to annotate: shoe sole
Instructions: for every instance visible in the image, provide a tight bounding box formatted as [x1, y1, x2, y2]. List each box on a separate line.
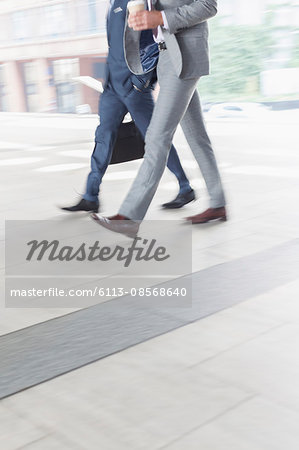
[60, 207, 99, 213]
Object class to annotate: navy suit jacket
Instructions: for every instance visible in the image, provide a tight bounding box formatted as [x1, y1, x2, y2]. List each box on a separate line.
[105, 0, 159, 92]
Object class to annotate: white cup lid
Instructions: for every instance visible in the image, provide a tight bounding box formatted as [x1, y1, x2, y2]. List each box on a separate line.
[127, 0, 144, 6]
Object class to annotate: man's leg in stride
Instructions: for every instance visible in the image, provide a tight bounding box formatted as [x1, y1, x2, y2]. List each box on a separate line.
[180, 89, 225, 209]
[83, 88, 127, 203]
[124, 88, 192, 195]
[119, 52, 199, 220]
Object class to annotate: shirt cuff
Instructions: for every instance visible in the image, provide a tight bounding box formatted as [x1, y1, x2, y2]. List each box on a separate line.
[161, 11, 169, 30]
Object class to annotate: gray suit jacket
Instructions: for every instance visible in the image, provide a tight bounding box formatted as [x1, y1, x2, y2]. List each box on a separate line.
[124, 0, 217, 79]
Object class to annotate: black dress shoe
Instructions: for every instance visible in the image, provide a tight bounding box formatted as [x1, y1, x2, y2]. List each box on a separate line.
[61, 198, 99, 213]
[162, 189, 195, 209]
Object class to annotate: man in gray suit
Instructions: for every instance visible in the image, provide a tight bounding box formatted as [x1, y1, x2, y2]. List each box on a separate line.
[92, 0, 226, 237]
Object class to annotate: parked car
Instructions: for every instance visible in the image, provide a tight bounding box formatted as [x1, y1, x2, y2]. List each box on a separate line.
[206, 102, 270, 119]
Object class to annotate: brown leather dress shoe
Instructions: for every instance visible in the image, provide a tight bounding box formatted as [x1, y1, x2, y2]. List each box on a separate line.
[186, 207, 227, 224]
[90, 213, 139, 238]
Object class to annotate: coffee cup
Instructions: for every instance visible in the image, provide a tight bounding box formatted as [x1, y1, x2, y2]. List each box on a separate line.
[127, 0, 145, 14]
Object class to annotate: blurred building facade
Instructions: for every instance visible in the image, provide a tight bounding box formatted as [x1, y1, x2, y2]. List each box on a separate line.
[1, 0, 298, 112]
[0, 0, 109, 113]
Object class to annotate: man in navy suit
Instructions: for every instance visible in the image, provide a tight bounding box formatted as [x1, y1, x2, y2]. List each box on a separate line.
[62, 0, 194, 213]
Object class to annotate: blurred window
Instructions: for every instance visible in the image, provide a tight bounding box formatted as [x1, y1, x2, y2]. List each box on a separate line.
[0, 65, 9, 112]
[43, 3, 69, 38]
[4, 0, 108, 44]
[53, 59, 79, 83]
[12, 10, 31, 41]
[52, 58, 80, 113]
[76, 0, 107, 34]
[0, 14, 10, 45]
[88, 0, 98, 32]
[23, 62, 39, 112]
[93, 61, 106, 79]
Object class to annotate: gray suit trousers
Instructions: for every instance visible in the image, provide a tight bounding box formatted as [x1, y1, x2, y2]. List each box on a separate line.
[119, 50, 225, 220]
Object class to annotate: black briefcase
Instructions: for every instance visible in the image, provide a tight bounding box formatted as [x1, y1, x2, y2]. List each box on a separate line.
[110, 121, 145, 165]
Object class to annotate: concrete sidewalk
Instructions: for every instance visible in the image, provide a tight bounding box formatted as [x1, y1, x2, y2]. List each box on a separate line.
[1, 111, 299, 449]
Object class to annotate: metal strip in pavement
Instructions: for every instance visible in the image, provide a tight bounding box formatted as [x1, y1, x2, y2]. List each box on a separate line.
[1, 238, 299, 399]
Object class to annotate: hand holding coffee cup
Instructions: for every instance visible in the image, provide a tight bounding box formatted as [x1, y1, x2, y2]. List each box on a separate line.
[127, 1, 163, 31]
[127, 1, 145, 30]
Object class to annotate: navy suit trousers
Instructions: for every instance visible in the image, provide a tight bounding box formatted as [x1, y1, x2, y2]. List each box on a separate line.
[83, 86, 191, 202]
